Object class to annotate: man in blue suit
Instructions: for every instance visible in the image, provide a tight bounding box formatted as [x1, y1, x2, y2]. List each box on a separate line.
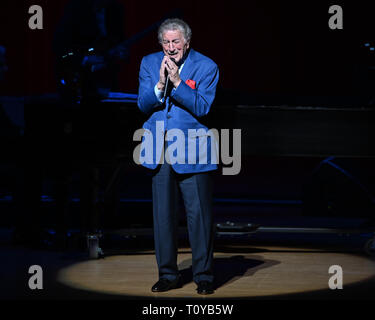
[137, 18, 219, 294]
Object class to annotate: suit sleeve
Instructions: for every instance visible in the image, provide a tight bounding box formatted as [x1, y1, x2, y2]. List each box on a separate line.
[171, 63, 219, 117]
[137, 57, 162, 114]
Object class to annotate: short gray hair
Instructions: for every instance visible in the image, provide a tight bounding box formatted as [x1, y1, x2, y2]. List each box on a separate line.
[158, 18, 192, 44]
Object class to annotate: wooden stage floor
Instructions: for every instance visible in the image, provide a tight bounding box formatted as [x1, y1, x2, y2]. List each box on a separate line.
[2, 230, 375, 301]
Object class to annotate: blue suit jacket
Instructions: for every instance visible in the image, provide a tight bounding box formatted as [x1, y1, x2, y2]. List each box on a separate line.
[137, 49, 219, 174]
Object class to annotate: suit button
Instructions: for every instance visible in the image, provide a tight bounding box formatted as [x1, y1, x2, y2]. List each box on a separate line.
[167, 115, 171, 119]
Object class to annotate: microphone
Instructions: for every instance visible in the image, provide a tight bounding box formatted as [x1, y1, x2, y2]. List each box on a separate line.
[163, 69, 170, 99]
[163, 57, 177, 99]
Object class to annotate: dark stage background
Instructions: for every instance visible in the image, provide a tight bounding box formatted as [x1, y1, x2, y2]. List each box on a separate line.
[0, 0, 374, 232]
[0, 0, 373, 97]
[1, 2, 375, 304]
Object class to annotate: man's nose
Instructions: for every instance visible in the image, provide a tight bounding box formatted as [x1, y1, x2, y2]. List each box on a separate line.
[168, 43, 175, 51]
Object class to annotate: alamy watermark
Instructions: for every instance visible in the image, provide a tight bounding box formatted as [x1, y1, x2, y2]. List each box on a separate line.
[133, 121, 242, 175]
[28, 5, 344, 31]
[328, 5, 343, 30]
[28, 5, 43, 30]
[28, 265, 43, 290]
[328, 265, 343, 290]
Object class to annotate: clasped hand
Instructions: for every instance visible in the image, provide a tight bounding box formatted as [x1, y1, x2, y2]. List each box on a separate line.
[157, 56, 181, 91]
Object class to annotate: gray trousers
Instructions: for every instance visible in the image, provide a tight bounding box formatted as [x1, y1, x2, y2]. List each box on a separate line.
[152, 163, 214, 283]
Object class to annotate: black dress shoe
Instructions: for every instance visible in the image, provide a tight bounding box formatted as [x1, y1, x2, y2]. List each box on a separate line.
[197, 281, 214, 295]
[151, 276, 181, 292]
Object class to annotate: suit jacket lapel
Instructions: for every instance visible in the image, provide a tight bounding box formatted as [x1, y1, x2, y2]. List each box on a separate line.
[179, 49, 195, 83]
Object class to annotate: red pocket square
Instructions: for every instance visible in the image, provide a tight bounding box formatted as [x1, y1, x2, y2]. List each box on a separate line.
[185, 79, 196, 89]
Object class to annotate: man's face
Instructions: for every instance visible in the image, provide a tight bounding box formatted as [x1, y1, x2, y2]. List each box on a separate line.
[161, 29, 190, 64]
